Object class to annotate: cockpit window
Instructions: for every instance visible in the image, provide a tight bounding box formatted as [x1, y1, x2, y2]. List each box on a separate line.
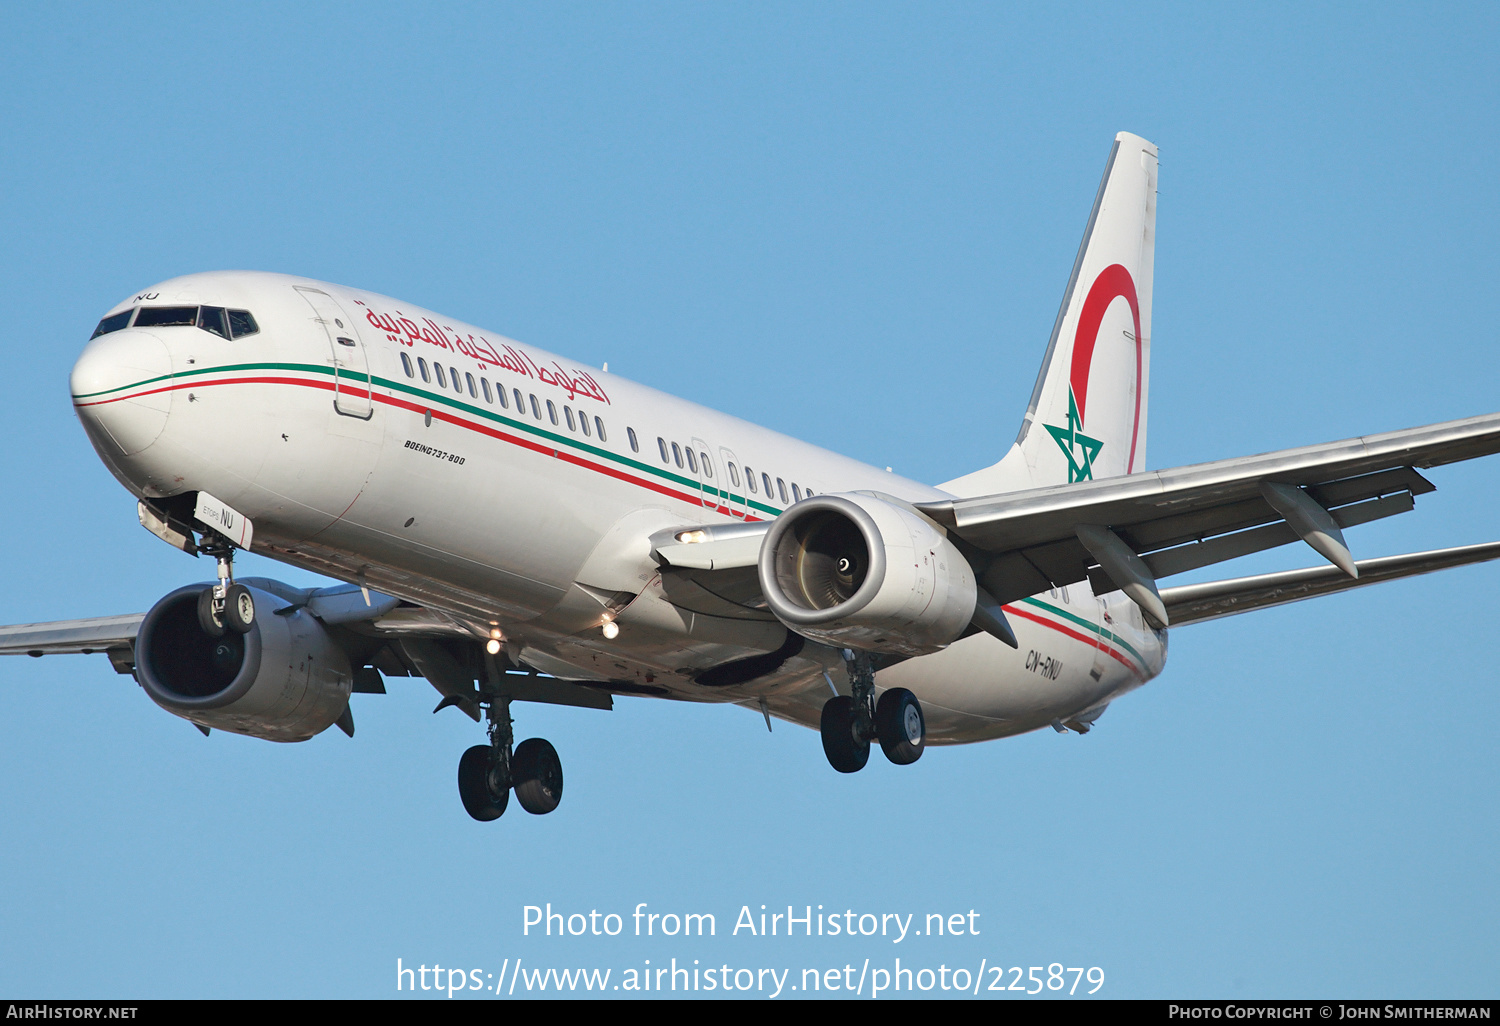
[134, 306, 198, 328]
[92, 304, 261, 340]
[90, 310, 133, 339]
[197, 306, 229, 339]
[227, 309, 258, 338]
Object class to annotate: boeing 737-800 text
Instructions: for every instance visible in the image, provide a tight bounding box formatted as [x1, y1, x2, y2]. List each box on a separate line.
[7, 132, 1500, 821]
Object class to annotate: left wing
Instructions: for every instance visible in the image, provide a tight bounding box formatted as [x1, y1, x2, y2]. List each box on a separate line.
[916, 411, 1500, 621]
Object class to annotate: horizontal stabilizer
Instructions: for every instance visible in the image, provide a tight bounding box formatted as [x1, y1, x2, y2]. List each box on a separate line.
[1159, 541, 1500, 626]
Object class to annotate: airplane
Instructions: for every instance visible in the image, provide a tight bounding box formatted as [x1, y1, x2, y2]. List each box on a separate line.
[7, 130, 1500, 822]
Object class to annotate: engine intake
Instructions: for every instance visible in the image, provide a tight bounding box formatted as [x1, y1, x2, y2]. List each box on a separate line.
[758, 493, 977, 656]
[136, 583, 353, 741]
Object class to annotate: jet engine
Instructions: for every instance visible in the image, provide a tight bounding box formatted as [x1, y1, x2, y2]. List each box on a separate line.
[135, 582, 353, 742]
[758, 493, 977, 656]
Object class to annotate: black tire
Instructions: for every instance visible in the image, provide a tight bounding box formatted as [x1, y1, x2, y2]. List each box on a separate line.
[512, 738, 563, 815]
[820, 695, 870, 773]
[876, 687, 925, 765]
[196, 587, 226, 638]
[223, 584, 255, 634]
[458, 745, 508, 821]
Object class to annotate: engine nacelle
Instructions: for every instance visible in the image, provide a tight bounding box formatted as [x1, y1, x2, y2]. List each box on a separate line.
[758, 493, 977, 656]
[135, 583, 353, 742]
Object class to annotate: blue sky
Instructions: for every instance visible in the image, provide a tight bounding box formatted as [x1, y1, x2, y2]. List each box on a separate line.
[0, 2, 1496, 999]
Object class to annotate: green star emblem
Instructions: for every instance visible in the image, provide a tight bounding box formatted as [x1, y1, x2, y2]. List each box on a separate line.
[1044, 388, 1103, 483]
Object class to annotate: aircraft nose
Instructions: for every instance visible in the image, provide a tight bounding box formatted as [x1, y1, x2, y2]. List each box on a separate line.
[71, 328, 174, 456]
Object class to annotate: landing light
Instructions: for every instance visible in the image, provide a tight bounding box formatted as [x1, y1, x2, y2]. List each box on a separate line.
[485, 639, 502, 655]
[601, 621, 620, 640]
[676, 530, 708, 544]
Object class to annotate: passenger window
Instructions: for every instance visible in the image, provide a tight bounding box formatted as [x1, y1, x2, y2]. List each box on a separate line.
[495, 382, 507, 408]
[481, 378, 492, 403]
[453, 371, 464, 394]
[227, 310, 259, 338]
[197, 306, 229, 339]
[434, 363, 448, 388]
[418, 358, 431, 383]
[628, 427, 639, 452]
[746, 467, 757, 492]
[672, 442, 684, 468]
[546, 400, 558, 425]
[594, 417, 606, 442]
[530, 395, 541, 420]
[791, 483, 802, 502]
[135, 306, 197, 327]
[685, 447, 697, 473]
[90, 310, 134, 339]
[565, 406, 576, 431]
[401, 353, 414, 378]
[763, 473, 774, 499]
[578, 410, 589, 435]
[700, 453, 712, 478]
[514, 388, 524, 412]
[658, 437, 669, 463]
[777, 478, 788, 503]
[466, 372, 477, 398]
[728, 463, 740, 487]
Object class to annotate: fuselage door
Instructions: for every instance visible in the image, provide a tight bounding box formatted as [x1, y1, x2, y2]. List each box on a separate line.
[690, 437, 720, 512]
[1090, 593, 1111, 682]
[719, 447, 747, 519]
[295, 286, 373, 419]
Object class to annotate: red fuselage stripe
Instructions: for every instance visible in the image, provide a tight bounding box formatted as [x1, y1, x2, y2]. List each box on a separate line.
[77, 374, 754, 520]
[1003, 602, 1141, 673]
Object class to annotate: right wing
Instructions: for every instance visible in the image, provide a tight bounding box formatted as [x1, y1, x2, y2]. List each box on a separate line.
[0, 614, 145, 674]
[0, 581, 611, 714]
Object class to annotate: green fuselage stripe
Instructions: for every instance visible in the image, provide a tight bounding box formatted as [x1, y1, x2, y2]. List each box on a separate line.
[75, 360, 786, 517]
[1017, 595, 1147, 667]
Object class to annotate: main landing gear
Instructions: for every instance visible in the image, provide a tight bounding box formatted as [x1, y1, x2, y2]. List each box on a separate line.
[820, 649, 925, 773]
[457, 697, 564, 822]
[195, 541, 254, 637]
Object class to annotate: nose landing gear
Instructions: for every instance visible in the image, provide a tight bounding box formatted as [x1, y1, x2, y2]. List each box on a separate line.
[194, 542, 255, 637]
[819, 650, 925, 773]
[457, 696, 565, 822]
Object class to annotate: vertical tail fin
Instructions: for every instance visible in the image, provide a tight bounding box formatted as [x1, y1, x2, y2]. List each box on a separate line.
[941, 132, 1158, 496]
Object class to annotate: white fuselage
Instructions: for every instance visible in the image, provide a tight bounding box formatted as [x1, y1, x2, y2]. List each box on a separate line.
[71, 271, 1166, 743]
